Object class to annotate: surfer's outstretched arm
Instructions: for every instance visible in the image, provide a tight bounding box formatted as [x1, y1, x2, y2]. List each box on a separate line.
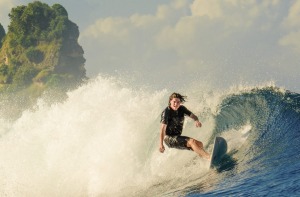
[159, 124, 167, 153]
[190, 113, 202, 127]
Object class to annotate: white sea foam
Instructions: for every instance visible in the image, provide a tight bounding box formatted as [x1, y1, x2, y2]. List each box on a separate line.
[220, 123, 252, 153]
[0, 75, 216, 196]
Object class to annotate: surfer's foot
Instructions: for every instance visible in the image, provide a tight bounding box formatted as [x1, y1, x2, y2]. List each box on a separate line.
[201, 154, 210, 161]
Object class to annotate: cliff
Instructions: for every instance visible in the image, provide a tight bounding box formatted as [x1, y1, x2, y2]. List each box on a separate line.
[0, 1, 87, 119]
[0, 1, 86, 92]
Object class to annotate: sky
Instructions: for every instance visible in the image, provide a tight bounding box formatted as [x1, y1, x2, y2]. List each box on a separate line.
[1, 0, 300, 92]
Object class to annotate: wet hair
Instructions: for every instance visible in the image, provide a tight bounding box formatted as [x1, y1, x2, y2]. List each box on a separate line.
[169, 92, 187, 105]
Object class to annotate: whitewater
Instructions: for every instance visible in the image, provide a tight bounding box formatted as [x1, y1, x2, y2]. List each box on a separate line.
[0, 75, 300, 196]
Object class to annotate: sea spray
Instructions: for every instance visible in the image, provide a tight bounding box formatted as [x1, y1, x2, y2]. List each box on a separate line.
[0, 75, 214, 196]
[0, 76, 167, 196]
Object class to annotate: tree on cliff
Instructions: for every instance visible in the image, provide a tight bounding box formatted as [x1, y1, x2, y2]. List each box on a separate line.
[0, 23, 5, 48]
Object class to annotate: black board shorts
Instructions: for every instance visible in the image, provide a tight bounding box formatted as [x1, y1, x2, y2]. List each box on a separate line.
[164, 135, 192, 150]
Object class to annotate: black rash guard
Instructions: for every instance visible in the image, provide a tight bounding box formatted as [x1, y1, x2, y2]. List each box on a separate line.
[160, 105, 192, 136]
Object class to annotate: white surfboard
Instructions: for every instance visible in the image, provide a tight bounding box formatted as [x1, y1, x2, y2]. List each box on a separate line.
[210, 136, 228, 168]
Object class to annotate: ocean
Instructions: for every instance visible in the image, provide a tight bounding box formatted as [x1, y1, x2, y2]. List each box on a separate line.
[0, 75, 299, 196]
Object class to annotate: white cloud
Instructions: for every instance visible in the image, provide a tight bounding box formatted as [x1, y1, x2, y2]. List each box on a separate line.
[83, 17, 130, 40]
[156, 0, 285, 64]
[80, 0, 300, 91]
[190, 0, 281, 28]
[279, 31, 300, 52]
[190, 0, 223, 19]
[279, 1, 300, 53]
[282, 0, 300, 28]
[80, 1, 188, 76]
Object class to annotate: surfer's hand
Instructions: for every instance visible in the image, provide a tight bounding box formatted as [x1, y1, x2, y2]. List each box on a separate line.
[195, 120, 202, 127]
[159, 145, 165, 153]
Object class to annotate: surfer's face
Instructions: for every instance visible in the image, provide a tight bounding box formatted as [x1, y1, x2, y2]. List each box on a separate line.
[170, 98, 181, 110]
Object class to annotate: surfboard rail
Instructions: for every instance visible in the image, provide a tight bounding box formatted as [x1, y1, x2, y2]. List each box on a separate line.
[210, 136, 228, 168]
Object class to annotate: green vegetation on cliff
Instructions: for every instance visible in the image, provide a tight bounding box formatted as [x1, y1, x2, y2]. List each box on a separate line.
[0, 1, 86, 92]
[0, 1, 87, 119]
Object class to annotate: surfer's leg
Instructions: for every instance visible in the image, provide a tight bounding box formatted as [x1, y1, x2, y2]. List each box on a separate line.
[187, 138, 210, 160]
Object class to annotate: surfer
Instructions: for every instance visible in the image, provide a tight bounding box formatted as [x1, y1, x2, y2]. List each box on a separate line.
[159, 92, 210, 160]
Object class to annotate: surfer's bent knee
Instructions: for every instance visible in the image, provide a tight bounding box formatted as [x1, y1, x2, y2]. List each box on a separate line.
[196, 140, 203, 148]
[187, 138, 196, 146]
[187, 138, 203, 148]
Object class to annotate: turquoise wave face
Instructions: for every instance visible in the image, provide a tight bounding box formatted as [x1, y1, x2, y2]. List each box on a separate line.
[202, 87, 300, 196]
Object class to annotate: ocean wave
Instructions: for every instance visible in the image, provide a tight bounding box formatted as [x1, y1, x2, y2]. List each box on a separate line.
[0, 76, 299, 196]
